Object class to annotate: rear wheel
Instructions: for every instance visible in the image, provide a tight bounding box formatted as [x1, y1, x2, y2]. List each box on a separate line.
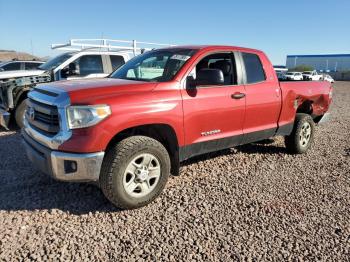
[285, 113, 315, 154]
[100, 136, 171, 209]
[15, 99, 28, 129]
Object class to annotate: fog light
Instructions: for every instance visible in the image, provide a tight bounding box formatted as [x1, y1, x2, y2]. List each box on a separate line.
[64, 160, 77, 174]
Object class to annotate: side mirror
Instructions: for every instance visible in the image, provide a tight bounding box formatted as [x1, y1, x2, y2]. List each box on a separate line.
[61, 63, 79, 78]
[188, 68, 224, 88]
[68, 62, 79, 75]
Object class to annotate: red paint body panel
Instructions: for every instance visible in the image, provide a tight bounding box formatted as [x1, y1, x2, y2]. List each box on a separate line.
[47, 45, 332, 155]
[278, 81, 332, 126]
[181, 85, 246, 145]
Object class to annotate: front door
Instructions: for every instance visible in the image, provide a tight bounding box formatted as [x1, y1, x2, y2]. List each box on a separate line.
[180, 52, 246, 159]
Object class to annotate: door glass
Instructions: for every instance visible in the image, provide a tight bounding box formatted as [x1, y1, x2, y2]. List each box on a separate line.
[25, 62, 41, 70]
[76, 55, 103, 76]
[193, 53, 236, 86]
[2, 62, 21, 71]
[242, 53, 266, 84]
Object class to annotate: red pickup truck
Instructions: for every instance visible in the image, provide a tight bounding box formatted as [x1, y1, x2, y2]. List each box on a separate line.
[22, 45, 332, 209]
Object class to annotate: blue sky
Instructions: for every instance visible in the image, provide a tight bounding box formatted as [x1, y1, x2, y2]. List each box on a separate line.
[0, 0, 349, 64]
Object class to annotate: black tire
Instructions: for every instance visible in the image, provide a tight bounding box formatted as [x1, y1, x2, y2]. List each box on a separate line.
[15, 99, 28, 129]
[100, 136, 171, 209]
[285, 113, 315, 154]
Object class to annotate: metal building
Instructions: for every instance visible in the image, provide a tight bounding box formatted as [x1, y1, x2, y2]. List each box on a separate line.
[286, 54, 350, 72]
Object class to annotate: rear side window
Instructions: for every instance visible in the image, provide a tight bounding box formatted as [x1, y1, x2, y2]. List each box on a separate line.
[110, 55, 125, 71]
[25, 62, 41, 70]
[242, 53, 266, 84]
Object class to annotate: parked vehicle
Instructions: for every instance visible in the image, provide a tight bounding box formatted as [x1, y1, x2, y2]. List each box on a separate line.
[273, 65, 288, 73]
[0, 60, 43, 72]
[323, 74, 334, 83]
[0, 51, 129, 82]
[22, 45, 332, 209]
[302, 70, 323, 81]
[284, 72, 303, 81]
[0, 61, 44, 82]
[276, 71, 286, 80]
[0, 39, 170, 128]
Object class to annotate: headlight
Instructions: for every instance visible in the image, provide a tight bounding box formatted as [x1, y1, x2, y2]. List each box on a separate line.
[67, 105, 111, 129]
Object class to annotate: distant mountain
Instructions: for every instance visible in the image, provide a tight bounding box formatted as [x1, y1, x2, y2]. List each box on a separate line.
[0, 50, 42, 62]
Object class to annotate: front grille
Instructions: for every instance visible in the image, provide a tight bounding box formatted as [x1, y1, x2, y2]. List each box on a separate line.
[26, 98, 60, 136]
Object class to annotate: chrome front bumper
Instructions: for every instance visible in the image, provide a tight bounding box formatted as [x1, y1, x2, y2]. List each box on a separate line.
[22, 130, 104, 182]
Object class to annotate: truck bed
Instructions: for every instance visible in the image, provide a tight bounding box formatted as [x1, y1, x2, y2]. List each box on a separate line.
[278, 80, 332, 127]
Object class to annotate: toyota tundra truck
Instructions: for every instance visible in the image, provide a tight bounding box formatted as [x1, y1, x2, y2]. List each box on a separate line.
[22, 45, 332, 209]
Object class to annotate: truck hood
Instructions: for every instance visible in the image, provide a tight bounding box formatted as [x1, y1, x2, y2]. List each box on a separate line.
[0, 69, 45, 80]
[40, 78, 158, 104]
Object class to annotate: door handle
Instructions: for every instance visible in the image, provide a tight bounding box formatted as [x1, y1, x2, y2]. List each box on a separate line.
[231, 92, 246, 99]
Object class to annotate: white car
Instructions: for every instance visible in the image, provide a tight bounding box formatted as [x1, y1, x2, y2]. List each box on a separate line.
[284, 72, 303, 81]
[323, 74, 334, 83]
[302, 70, 323, 81]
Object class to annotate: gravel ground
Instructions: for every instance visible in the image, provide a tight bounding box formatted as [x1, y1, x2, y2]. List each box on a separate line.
[0, 82, 349, 261]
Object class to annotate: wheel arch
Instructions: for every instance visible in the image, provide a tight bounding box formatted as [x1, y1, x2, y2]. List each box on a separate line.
[14, 89, 29, 108]
[296, 100, 313, 115]
[105, 123, 181, 176]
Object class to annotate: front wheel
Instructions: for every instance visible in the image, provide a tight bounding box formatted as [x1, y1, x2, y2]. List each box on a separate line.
[285, 113, 315, 154]
[15, 99, 28, 129]
[100, 136, 171, 209]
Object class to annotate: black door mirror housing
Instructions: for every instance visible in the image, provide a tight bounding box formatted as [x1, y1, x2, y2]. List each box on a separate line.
[68, 62, 79, 75]
[188, 68, 224, 88]
[61, 63, 80, 78]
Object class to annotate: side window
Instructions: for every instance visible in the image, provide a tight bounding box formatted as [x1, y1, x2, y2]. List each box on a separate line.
[242, 53, 266, 84]
[110, 55, 125, 71]
[76, 55, 103, 76]
[25, 62, 41, 70]
[191, 53, 236, 86]
[2, 62, 21, 71]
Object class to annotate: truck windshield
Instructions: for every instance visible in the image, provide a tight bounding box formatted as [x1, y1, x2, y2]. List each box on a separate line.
[110, 49, 197, 82]
[38, 53, 73, 71]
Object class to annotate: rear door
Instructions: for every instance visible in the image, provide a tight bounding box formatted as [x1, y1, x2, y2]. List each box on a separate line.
[240, 52, 281, 143]
[181, 51, 246, 159]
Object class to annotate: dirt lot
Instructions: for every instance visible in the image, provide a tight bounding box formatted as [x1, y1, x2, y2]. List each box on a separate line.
[0, 82, 349, 261]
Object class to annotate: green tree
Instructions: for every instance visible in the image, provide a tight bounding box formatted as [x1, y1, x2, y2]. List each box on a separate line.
[289, 65, 314, 72]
